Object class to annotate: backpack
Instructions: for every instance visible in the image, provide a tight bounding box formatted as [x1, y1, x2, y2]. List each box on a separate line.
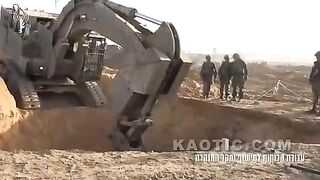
[232, 60, 244, 75]
[201, 62, 214, 76]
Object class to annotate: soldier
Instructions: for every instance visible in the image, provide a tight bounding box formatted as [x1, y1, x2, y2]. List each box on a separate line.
[200, 55, 217, 98]
[230, 53, 248, 101]
[218, 55, 232, 100]
[307, 51, 320, 114]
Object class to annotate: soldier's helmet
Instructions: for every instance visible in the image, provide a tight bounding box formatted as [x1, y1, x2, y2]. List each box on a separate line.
[232, 53, 240, 59]
[205, 55, 211, 60]
[315, 51, 320, 57]
[224, 55, 230, 60]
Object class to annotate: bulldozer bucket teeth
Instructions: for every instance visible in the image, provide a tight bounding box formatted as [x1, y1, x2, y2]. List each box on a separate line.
[109, 131, 144, 151]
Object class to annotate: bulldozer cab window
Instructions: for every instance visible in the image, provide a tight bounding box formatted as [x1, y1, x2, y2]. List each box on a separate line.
[88, 38, 106, 53]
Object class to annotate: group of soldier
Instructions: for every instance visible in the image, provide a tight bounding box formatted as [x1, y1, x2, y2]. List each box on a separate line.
[200, 50, 320, 115]
[200, 53, 248, 101]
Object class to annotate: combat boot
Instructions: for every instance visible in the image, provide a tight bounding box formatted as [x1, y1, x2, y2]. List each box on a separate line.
[306, 105, 317, 114]
[239, 91, 244, 100]
[220, 94, 224, 100]
[306, 109, 316, 114]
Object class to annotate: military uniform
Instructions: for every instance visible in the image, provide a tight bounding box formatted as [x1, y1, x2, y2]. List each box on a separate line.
[308, 51, 320, 114]
[200, 56, 217, 98]
[218, 56, 232, 99]
[231, 54, 248, 100]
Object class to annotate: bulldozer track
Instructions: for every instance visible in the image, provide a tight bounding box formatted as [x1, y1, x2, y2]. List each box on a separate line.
[81, 81, 108, 107]
[6, 64, 40, 109]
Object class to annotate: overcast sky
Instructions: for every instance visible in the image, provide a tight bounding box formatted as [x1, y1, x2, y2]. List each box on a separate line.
[1, 0, 320, 62]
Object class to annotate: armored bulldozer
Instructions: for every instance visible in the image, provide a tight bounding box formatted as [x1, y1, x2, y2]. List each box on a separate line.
[0, 0, 192, 150]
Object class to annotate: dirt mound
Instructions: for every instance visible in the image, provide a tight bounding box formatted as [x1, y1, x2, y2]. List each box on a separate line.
[0, 108, 115, 151]
[0, 78, 20, 134]
[0, 71, 319, 152]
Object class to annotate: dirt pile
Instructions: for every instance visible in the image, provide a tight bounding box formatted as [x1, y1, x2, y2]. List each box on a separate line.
[0, 77, 20, 134]
[0, 107, 115, 151]
[0, 72, 319, 152]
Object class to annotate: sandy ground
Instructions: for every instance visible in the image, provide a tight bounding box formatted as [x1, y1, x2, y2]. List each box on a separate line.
[0, 144, 319, 179]
[0, 65, 319, 179]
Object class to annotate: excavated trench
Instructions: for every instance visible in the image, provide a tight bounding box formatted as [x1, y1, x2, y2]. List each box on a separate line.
[0, 76, 319, 152]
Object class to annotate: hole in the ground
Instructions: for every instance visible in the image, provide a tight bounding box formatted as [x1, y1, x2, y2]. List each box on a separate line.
[0, 98, 319, 152]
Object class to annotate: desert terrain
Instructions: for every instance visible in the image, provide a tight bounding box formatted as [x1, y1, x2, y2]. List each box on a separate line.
[0, 61, 319, 179]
